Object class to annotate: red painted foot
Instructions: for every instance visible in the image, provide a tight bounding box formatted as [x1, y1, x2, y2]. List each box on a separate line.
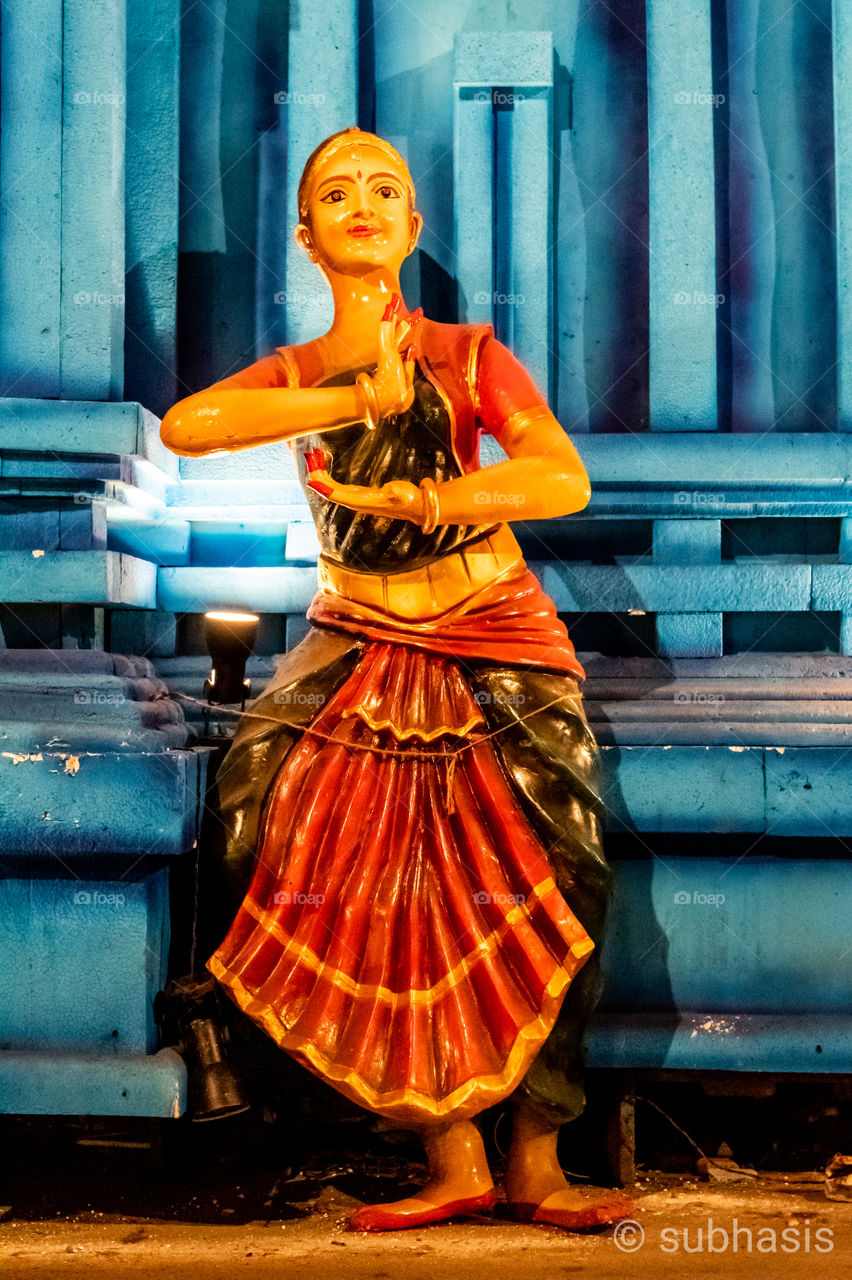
[511, 1192, 638, 1232]
[348, 1187, 497, 1232]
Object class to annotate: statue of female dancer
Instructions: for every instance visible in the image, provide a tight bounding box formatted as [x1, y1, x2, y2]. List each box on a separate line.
[161, 127, 635, 1233]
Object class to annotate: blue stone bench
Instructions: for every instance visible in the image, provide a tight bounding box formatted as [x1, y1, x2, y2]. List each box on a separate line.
[0, 650, 211, 1119]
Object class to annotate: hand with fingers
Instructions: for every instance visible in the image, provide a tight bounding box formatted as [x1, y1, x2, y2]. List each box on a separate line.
[303, 294, 427, 525]
[368, 293, 421, 420]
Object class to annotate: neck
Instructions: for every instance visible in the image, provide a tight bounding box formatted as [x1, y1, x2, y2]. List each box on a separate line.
[323, 266, 410, 352]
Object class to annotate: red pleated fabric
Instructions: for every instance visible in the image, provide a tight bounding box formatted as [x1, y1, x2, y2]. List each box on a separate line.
[208, 641, 595, 1126]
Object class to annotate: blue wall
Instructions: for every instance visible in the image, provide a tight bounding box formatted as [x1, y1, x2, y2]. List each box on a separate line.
[0, 0, 841, 432]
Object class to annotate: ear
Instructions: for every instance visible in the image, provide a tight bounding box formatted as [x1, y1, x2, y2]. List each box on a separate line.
[295, 222, 318, 262]
[407, 211, 423, 255]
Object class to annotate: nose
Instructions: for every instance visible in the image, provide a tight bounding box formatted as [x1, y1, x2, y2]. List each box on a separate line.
[351, 184, 376, 219]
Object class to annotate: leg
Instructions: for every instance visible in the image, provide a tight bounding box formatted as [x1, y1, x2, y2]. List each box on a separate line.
[468, 666, 637, 1227]
[348, 1119, 496, 1231]
[504, 870, 635, 1228]
[505, 1104, 636, 1229]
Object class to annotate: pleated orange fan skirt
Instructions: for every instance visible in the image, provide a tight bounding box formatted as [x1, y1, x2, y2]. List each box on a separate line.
[208, 635, 595, 1127]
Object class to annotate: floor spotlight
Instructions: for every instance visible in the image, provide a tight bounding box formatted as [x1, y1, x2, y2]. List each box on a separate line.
[203, 611, 260, 707]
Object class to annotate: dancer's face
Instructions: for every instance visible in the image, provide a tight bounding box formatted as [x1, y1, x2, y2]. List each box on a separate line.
[300, 144, 421, 277]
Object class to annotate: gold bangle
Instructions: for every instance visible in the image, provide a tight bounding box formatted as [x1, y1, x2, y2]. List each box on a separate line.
[419, 477, 440, 535]
[355, 372, 380, 430]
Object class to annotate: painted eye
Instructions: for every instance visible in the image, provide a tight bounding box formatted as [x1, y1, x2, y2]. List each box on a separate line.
[377, 185, 400, 200]
[321, 189, 346, 204]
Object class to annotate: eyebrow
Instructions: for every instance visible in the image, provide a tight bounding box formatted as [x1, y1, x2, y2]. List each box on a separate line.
[316, 171, 403, 192]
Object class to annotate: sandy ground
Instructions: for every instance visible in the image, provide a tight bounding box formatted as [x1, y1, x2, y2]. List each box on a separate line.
[3, 1173, 850, 1279]
[3, 1102, 851, 1280]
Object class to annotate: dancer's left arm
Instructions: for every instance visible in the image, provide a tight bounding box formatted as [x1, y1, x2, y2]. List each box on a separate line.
[304, 334, 591, 526]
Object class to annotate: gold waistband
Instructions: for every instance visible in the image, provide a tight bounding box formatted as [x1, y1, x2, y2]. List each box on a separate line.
[316, 523, 526, 621]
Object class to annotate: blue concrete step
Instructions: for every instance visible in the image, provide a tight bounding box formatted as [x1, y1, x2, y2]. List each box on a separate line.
[0, 1047, 185, 1117]
[0, 550, 156, 606]
[157, 564, 316, 613]
[0, 694, 182, 728]
[0, 495, 108, 551]
[600, 743, 852, 835]
[588, 856, 852, 1073]
[1, 464, 173, 514]
[599, 857, 852, 1013]
[0, 651, 208, 1115]
[0, 720, 191, 752]
[586, 1012, 852, 1073]
[154, 558, 830, 615]
[576, 432, 852, 490]
[581, 653, 852, 678]
[2, 455, 123, 480]
[106, 515, 191, 566]
[1, 866, 171, 1053]
[0, 650, 156, 677]
[165, 477, 303, 512]
[0, 747, 209, 855]
[0, 399, 178, 477]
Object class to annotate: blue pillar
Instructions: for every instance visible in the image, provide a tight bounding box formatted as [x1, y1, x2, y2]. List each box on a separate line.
[647, 0, 718, 429]
[283, 0, 360, 346]
[0, 0, 63, 397]
[125, 0, 181, 416]
[452, 87, 494, 326]
[453, 33, 554, 399]
[835, 0, 852, 430]
[178, 0, 227, 257]
[508, 84, 552, 397]
[726, 0, 775, 433]
[60, 0, 127, 400]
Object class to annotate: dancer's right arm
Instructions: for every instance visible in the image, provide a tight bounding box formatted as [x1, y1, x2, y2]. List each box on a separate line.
[160, 381, 364, 457]
[160, 313, 416, 458]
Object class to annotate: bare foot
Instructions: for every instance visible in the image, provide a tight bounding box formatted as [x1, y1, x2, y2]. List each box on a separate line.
[510, 1187, 637, 1230]
[348, 1186, 496, 1232]
[348, 1119, 495, 1232]
[505, 1106, 638, 1231]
